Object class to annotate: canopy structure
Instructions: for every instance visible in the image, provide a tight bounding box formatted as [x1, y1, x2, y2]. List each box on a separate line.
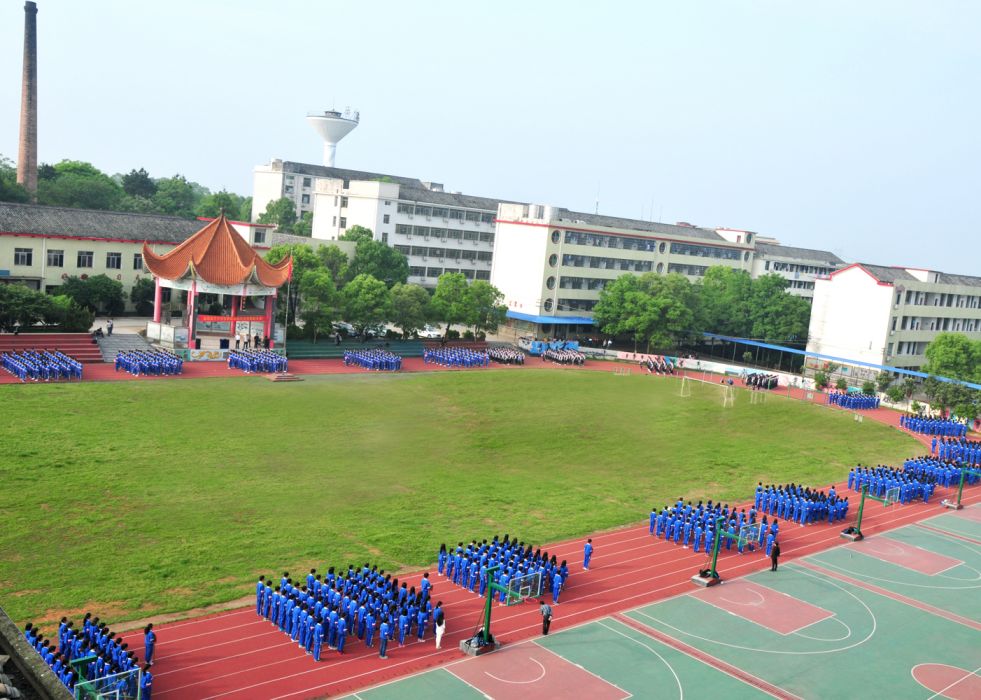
[143, 214, 291, 348]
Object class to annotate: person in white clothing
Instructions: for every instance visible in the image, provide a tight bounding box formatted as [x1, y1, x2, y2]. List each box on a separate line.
[434, 608, 446, 649]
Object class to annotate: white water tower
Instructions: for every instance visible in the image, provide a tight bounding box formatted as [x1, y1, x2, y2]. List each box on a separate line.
[306, 109, 359, 167]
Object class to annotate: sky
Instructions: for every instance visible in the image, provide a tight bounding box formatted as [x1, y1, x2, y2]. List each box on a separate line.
[2, 0, 979, 275]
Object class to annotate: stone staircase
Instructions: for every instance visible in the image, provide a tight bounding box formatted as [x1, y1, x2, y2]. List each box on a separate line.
[95, 333, 155, 362]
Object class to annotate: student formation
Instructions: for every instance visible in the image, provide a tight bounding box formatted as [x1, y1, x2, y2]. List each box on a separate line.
[541, 348, 586, 365]
[21, 615, 154, 698]
[114, 349, 183, 376]
[641, 356, 675, 374]
[227, 349, 288, 374]
[423, 347, 489, 368]
[488, 345, 526, 364]
[2, 349, 83, 382]
[438, 535, 570, 605]
[745, 372, 778, 390]
[343, 349, 403, 371]
[827, 390, 880, 410]
[848, 464, 935, 503]
[902, 415, 969, 437]
[932, 437, 981, 465]
[255, 564, 443, 661]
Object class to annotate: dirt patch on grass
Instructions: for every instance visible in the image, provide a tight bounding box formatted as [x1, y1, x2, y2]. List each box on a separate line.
[11, 589, 40, 597]
[112, 595, 255, 633]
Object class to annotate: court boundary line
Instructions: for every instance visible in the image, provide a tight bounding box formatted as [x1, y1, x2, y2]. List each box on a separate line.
[925, 665, 981, 700]
[609, 614, 802, 700]
[916, 522, 981, 546]
[594, 620, 683, 700]
[797, 560, 981, 631]
[693, 580, 835, 636]
[531, 640, 634, 699]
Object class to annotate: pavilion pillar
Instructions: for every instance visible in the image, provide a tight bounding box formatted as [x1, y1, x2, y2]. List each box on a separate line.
[153, 278, 162, 323]
[230, 295, 238, 338]
[263, 295, 274, 347]
[188, 280, 197, 348]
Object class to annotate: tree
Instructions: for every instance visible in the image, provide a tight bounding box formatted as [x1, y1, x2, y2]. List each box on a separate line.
[46, 295, 94, 332]
[257, 197, 297, 231]
[814, 371, 830, 390]
[60, 274, 125, 314]
[431, 272, 470, 332]
[342, 274, 391, 334]
[292, 211, 313, 237]
[152, 175, 198, 217]
[697, 267, 752, 336]
[347, 238, 409, 287]
[239, 196, 253, 222]
[195, 189, 246, 219]
[37, 160, 125, 211]
[835, 377, 848, 391]
[742, 351, 753, 364]
[901, 377, 917, 400]
[339, 225, 374, 242]
[266, 244, 321, 324]
[924, 332, 981, 383]
[748, 274, 811, 343]
[130, 277, 156, 316]
[885, 385, 905, 403]
[0, 283, 54, 331]
[464, 280, 507, 337]
[0, 154, 29, 203]
[121, 168, 157, 199]
[862, 380, 876, 395]
[298, 269, 338, 341]
[317, 245, 349, 287]
[876, 371, 893, 392]
[390, 283, 431, 337]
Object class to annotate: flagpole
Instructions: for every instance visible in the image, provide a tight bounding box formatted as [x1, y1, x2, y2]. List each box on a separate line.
[283, 244, 293, 355]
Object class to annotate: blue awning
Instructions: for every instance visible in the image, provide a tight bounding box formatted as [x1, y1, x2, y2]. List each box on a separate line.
[506, 310, 595, 325]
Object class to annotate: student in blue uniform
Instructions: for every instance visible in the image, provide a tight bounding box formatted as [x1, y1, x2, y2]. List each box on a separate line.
[398, 609, 410, 646]
[256, 575, 266, 614]
[364, 610, 377, 648]
[312, 621, 324, 661]
[336, 616, 348, 654]
[438, 544, 448, 575]
[140, 665, 152, 700]
[551, 572, 563, 604]
[143, 625, 156, 665]
[650, 508, 657, 535]
[379, 621, 390, 658]
[583, 539, 593, 570]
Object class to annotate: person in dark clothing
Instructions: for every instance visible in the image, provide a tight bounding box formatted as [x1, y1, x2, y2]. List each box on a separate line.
[539, 600, 553, 635]
[770, 541, 781, 571]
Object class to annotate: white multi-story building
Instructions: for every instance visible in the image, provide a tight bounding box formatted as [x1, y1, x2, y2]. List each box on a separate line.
[807, 263, 981, 374]
[252, 160, 504, 287]
[491, 203, 758, 337]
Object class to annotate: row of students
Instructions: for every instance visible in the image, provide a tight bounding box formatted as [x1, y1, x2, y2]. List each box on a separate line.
[114, 349, 183, 376]
[438, 536, 569, 605]
[847, 464, 935, 503]
[227, 348, 287, 374]
[541, 348, 585, 365]
[932, 437, 981, 465]
[827, 390, 879, 409]
[901, 414, 969, 437]
[754, 482, 850, 525]
[903, 456, 979, 488]
[256, 565, 442, 661]
[22, 617, 153, 698]
[342, 349, 402, 371]
[641, 356, 674, 374]
[2, 349, 83, 382]
[423, 347, 490, 368]
[746, 372, 778, 390]
[650, 498, 783, 556]
[488, 346, 526, 365]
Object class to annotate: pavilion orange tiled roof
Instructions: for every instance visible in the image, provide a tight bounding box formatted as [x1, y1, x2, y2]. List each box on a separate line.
[142, 214, 291, 288]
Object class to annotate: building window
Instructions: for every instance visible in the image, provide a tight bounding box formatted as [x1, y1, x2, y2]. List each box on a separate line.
[342, 179, 350, 188]
[656, 262, 664, 273]
[448, 209, 463, 220]
[284, 185, 294, 194]
[106, 252, 122, 270]
[302, 177, 312, 188]
[133, 253, 143, 270]
[544, 299, 554, 311]
[339, 217, 347, 228]
[426, 267, 443, 278]
[475, 270, 490, 280]
[384, 200, 391, 206]
[432, 207, 448, 218]
[47, 249, 64, 267]
[382, 232, 388, 243]
[77, 251, 94, 268]
[669, 242, 741, 261]
[415, 206, 432, 217]
[478, 232, 494, 243]
[480, 213, 494, 223]
[546, 276, 556, 290]
[549, 254, 558, 267]
[254, 230, 266, 244]
[409, 266, 425, 277]
[301, 194, 310, 204]
[465, 211, 480, 222]
[397, 202, 414, 214]
[14, 248, 33, 266]
[341, 196, 348, 207]
[383, 214, 390, 224]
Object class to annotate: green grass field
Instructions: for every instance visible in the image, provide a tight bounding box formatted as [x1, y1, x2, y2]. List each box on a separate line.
[0, 370, 919, 625]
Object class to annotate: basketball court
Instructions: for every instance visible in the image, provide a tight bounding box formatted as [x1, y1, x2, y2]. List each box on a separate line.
[342, 506, 981, 700]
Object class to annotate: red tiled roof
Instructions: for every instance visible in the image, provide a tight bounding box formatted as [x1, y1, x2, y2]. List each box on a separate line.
[142, 215, 291, 287]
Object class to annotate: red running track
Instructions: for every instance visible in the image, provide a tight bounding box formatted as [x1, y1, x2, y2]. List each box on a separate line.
[129, 484, 978, 699]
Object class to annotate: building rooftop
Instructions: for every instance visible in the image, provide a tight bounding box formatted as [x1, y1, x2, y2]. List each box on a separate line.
[549, 209, 727, 242]
[0, 201, 205, 243]
[142, 215, 291, 287]
[845, 263, 981, 288]
[755, 242, 845, 264]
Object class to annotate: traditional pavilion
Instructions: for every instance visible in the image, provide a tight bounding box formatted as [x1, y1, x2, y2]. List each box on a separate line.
[142, 214, 291, 349]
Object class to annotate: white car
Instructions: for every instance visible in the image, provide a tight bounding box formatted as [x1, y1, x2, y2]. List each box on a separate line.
[418, 325, 442, 339]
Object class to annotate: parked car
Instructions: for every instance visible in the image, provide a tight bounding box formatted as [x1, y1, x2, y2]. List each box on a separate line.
[332, 322, 356, 336]
[418, 325, 442, 339]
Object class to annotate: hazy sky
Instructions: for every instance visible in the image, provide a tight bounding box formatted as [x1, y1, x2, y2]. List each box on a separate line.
[2, 1, 978, 274]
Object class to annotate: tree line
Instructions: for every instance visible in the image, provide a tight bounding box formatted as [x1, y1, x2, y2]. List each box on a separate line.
[265, 226, 507, 340]
[593, 266, 812, 352]
[0, 155, 251, 222]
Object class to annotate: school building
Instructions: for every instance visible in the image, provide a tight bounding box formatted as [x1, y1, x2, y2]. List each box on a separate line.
[806, 263, 981, 374]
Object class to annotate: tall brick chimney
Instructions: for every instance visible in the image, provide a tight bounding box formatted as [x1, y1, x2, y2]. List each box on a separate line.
[17, 1, 39, 201]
